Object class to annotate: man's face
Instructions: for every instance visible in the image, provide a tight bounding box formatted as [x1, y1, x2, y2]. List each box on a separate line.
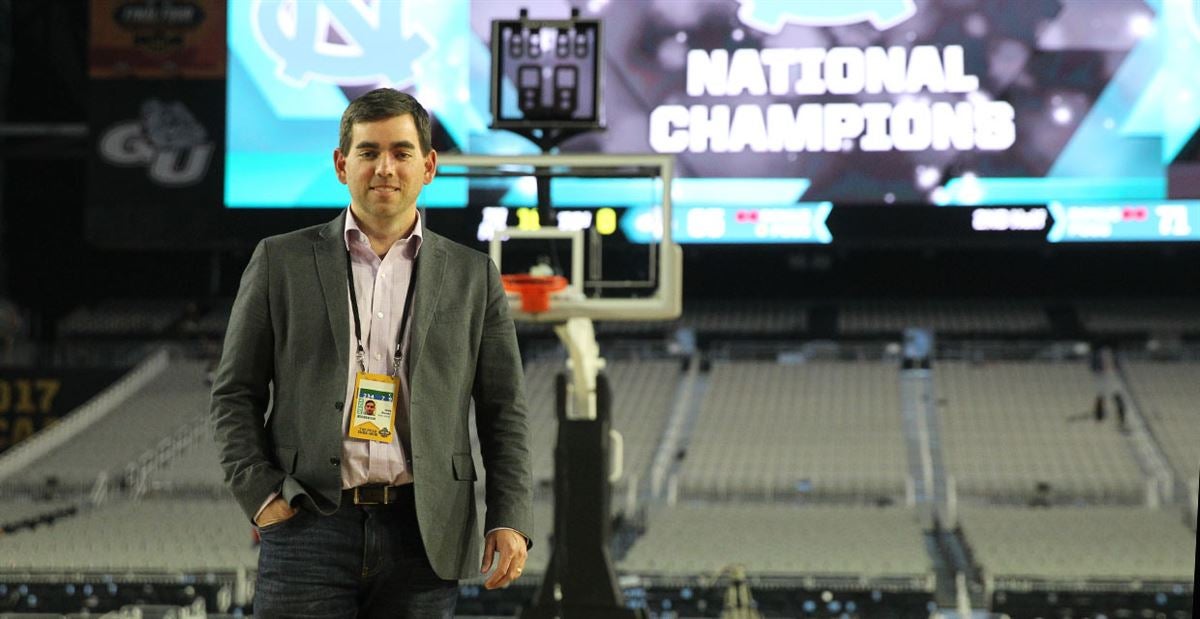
[334, 114, 436, 223]
[364, 400, 376, 415]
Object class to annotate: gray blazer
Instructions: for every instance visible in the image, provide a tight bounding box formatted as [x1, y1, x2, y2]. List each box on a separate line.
[210, 212, 533, 579]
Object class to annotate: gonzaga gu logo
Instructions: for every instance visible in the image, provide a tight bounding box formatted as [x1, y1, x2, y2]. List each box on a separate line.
[251, 0, 433, 87]
[98, 99, 214, 187]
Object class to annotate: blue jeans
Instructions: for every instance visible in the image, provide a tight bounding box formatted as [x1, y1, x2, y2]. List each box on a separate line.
[253, 486, 458, 618]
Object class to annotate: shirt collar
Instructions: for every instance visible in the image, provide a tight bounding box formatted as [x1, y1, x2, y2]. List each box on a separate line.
[344, 207, 424, 259]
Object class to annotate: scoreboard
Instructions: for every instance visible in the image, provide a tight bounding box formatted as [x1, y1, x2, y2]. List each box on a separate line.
[86, 0, 1200, 249]
[466, 200, 1200, 246]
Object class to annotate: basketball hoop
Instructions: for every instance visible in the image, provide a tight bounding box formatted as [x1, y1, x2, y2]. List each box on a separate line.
[501, 274, 569, 314]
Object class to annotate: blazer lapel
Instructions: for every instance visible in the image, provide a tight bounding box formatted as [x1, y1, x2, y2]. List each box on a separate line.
[408, 230, 446, 377]
[315, 212, 351, 370]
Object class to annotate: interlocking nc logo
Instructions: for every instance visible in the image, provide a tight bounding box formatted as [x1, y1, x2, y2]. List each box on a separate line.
[252, 0, 433, 87]
[98, 100, 213, 187]
[737, 0, 917, 33]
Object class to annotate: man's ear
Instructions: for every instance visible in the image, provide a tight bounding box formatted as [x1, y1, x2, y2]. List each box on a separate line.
[424, 149, 437, 185]
[333, 148, 348, 184]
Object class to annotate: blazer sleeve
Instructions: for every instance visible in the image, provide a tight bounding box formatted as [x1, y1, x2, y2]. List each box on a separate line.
[210, 240, 286, 521]
[471, 258, 534, 542]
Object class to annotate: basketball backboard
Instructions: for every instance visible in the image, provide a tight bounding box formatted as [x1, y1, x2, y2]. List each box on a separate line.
[435, 153, 681, 323]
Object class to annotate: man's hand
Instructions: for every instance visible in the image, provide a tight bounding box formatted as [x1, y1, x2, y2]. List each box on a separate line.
[255, 496, 298, 528]
[480, 529, 528, 589]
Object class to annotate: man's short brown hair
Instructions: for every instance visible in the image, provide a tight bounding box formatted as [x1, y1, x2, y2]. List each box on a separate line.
[338, 88, 432, 155]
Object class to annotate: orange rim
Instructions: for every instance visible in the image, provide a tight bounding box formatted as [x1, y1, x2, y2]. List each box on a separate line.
[501, 274, 568, 313]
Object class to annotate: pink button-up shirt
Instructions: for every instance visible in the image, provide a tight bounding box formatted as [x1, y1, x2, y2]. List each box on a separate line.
[339, 208, 423, 488]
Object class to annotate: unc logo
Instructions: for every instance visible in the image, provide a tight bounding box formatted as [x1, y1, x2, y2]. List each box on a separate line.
[737, 0, 917, 33]
[252, 0, 433, 88]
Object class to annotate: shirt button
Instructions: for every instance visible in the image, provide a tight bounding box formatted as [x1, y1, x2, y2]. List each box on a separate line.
[375, 353, 382, 360]
[377, 312, 384, 319]
[334, 401, 344, 410]
[329, 457, 340, 466]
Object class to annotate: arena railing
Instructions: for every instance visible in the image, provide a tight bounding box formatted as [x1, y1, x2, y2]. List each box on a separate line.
[123, 415, 210, 499]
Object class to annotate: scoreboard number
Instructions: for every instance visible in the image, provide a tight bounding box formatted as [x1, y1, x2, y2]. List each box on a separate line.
[1155, 205, 1192, 237]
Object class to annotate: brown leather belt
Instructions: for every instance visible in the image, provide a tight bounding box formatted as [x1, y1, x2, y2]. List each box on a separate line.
[343, 484, 410, 505]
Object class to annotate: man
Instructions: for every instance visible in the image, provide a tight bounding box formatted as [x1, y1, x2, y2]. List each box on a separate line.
[211, 88, 532, 618]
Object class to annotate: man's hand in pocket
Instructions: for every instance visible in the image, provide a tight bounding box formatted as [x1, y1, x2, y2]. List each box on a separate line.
[255, 496, 298, 528]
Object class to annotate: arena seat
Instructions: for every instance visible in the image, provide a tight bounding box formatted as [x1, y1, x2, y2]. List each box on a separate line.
[0, 498, 257, 572]
[1122, 360, 1200, 483]
[1, 360, 212, 493]
[1077, 299, 1200, 335]
[56, 300, 193, 338]
[839, 300, 1050, 336]
[935, 361, 1145, 502]
[620, 504, 932, 579]
[678, 361, 908, 500]
[959, 506, 1194, 582]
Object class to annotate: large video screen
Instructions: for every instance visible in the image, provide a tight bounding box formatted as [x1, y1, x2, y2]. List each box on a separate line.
[226, 0, 1200, 244]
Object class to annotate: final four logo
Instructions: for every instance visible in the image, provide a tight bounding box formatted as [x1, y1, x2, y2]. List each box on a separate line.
[737, 0, 917, 33]
[251, 0, 433, 87]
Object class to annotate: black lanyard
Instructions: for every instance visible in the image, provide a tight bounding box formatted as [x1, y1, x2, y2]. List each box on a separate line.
[346, 247, 419, 376]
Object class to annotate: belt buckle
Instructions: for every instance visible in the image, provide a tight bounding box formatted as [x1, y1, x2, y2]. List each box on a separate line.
[353, 485, 388, 505]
